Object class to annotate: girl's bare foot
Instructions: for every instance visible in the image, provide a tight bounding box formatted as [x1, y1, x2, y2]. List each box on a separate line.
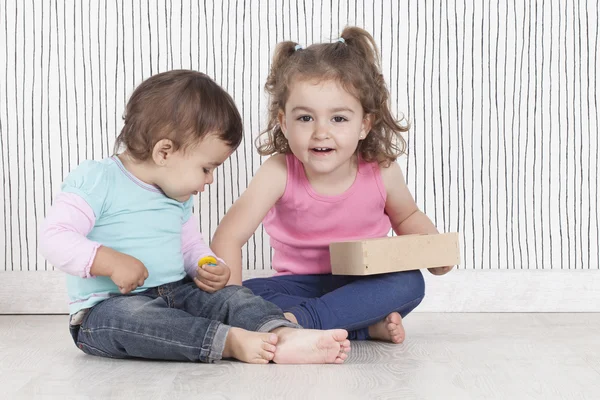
[283, 312, 298, 324]
[222, 327, 278, 364]
[271, 327, 350, 364]
[368, 312, 405, 344]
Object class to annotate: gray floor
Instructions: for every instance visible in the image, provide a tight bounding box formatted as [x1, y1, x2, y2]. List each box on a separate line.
[1, 313, 599, 400]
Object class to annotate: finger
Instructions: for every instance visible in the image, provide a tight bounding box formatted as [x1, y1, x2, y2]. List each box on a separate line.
[194, 277, 216, 293]
[200, 277, 222, 289]
[144, 270, 149, 279]
[194, 275, 216, 286]
[197, 268, 223, 283]
[432, 266, 451, 275]
[201, 264, 227, 275]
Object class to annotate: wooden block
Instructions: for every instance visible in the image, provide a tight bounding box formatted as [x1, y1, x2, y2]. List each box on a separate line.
[330, 233, 461, 275]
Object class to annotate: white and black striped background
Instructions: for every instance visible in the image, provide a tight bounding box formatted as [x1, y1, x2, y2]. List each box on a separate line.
[1, 1, 598, 275]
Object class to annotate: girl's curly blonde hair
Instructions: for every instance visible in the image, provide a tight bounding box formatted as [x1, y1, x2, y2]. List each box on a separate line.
[257, 26, 408, 167]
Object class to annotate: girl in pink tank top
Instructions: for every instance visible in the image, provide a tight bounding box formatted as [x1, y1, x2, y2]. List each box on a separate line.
[213, 27, 454, 343]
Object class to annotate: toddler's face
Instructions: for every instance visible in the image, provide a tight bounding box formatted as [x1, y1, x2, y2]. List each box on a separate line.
[157, 134, 233, 202]
[278, 79, 370, 178]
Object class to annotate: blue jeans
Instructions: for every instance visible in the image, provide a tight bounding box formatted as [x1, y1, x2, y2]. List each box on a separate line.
[69, 278, 297, 363]
[244, 270, 425, 340]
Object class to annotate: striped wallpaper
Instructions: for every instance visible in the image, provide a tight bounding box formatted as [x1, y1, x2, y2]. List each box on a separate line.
[0, 1, 598, 273]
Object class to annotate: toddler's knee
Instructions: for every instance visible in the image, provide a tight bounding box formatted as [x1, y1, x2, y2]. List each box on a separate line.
[221, 284, 249, 296]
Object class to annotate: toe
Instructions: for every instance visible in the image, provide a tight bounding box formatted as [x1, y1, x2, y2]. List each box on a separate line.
[262, 342, 277, 353]
[264, 333, 278, 345]
[260, 349, 275, 361]
[387, 312, 402, 324]
[334, 355, 346, 364]
[331, 329, 348, 342]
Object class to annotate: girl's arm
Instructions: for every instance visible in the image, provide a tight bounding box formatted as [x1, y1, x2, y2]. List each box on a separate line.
[211, 154, 287, 285]
[380, 162, 437, 235]
[380, 162, 453, 275]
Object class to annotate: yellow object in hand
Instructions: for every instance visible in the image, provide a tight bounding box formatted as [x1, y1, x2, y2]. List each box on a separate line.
[198, 256, 217, 267]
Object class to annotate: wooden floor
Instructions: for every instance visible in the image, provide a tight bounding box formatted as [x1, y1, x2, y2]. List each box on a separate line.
[1, 313, 599, 400]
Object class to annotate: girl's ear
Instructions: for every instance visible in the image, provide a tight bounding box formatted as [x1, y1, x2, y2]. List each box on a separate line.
[278, 110, 288, 137]
[360, 114, 373, 139]
[152, 139, 175, 166]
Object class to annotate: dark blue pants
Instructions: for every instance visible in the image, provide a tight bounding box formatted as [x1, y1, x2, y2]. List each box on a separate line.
[244, 270, 425, 340]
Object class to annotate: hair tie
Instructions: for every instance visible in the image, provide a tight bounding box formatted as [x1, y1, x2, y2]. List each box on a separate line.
[294, 44, 303, 51]
[337, 37, 345, 44]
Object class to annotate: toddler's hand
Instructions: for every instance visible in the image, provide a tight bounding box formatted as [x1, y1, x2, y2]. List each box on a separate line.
[428, 265, 454, 275]
[194, 261, 231, 293]
[109, 252, 149, 294]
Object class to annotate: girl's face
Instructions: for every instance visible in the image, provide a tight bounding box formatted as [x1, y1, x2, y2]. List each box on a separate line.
[278, 79, 371, 180]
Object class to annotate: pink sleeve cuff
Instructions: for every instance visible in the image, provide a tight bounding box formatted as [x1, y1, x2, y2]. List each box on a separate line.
[84, 243, 102, 278]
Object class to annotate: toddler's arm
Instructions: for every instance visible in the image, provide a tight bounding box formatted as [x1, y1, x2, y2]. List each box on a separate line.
[38, 192, 102, 278]
[181, 218, 219, 278]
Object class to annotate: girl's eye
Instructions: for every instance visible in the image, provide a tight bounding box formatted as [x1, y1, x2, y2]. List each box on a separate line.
[203, 168, 210, 174]
[332, 116, 347, 123]
[298, 115, 313, 122]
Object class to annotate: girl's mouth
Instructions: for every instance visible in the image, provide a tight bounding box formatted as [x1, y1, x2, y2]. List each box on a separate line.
[311, 147, 334, 155]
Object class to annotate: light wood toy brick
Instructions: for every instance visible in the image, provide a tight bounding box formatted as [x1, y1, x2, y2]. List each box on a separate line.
[330, 232, 461, 275]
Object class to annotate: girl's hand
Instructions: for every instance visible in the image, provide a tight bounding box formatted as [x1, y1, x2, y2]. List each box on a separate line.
[428, 266, 454, 275]
[194, 261, 231, 293]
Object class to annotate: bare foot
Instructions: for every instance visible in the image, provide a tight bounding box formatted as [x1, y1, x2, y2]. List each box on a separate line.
[368, 312, 405, 344]
[222, 327, 278, 364]
[271, 327, 351, 364]
[283, 312, 298, 324]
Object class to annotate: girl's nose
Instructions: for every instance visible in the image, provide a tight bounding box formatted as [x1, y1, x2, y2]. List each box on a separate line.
[313, 121, 330, 139]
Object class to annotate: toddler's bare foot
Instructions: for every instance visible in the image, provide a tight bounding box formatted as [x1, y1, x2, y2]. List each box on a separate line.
[271, 327, 350, 364]
[222, 327, 278, 364]
[368, 312, 405, 344]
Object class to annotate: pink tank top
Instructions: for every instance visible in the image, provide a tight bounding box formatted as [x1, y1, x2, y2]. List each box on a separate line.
[263, 153, 392, 275]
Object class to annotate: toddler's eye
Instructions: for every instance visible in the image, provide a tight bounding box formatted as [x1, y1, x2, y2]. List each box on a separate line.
[203, 168, 210, 174]
[332, 116, 347, 123]
[298, 115, 313, 122]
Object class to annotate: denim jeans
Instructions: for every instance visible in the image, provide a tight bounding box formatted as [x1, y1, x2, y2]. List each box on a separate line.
[243, 270, 425, 340]
[69, 278, 297, 363]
